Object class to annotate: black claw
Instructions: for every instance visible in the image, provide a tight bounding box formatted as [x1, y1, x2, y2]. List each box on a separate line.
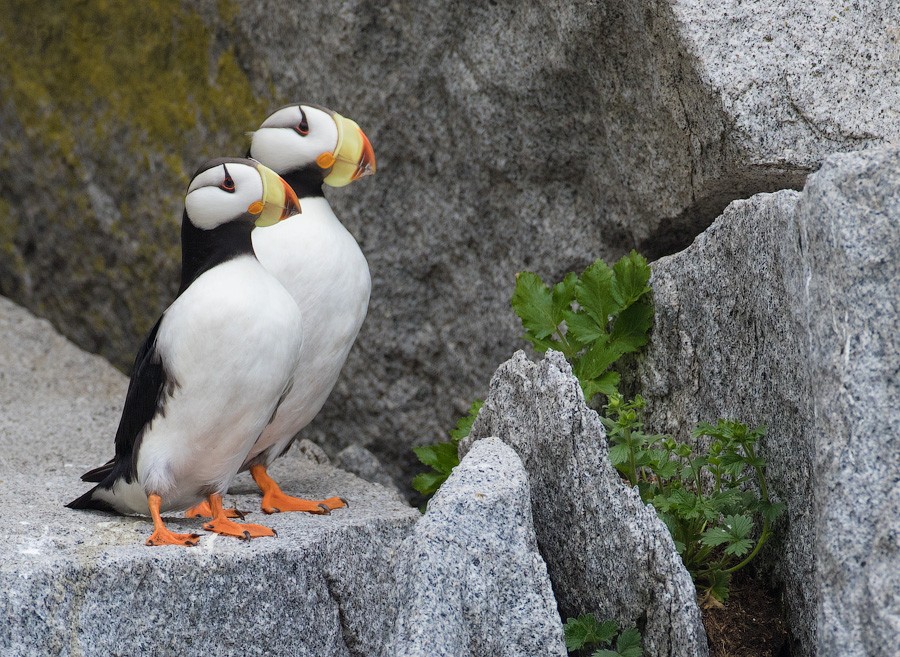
[318, 503, 331, 515]
[338, 497, 349, 508]
[272, 528, 278, 538]
[233, 507, 246, 520]
[242, 530, 252, 541]
[271, 507, 281, 514]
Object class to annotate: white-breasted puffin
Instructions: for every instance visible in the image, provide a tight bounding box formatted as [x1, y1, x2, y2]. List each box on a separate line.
[68, 158, 303, 546]
[187, 104, 376, 516]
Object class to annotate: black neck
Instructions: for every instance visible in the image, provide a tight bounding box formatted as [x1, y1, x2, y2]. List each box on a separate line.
[282, 165, 326, 199]
[245, 144, 326, 199]
[178, 211, 256, 294]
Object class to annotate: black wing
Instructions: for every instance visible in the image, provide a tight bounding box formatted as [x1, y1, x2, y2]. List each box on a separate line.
[81, 316, 173, 486]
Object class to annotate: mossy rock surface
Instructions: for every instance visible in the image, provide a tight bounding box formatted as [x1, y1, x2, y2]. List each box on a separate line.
[0, 0, 274, 368]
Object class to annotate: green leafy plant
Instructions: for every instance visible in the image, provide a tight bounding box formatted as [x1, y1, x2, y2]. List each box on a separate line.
[511, 251, 653, 403]
[564, 615, 643, 657]
[601, 395, 786, 605]
[413, 252, 653, 498]
[411, 400, 483, 496]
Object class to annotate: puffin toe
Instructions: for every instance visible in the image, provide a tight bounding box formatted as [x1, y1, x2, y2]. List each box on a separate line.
[202, 493, 275, 540]
[250, 464, 347, 515]
[184, 500, 245, 519]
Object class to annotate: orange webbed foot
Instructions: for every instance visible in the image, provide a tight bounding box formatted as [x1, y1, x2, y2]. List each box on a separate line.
[250, 464, 347, 515]
[261, 492, 347, 515]
[185, 500, 244, 519]
[202, 493, 276, 540]
[145, 493, 201, 547]
[146, 528, 201, 547]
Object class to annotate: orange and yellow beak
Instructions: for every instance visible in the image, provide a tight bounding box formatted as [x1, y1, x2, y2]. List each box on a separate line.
[249, 163, 302, 227]
[318, 113, 377, 188]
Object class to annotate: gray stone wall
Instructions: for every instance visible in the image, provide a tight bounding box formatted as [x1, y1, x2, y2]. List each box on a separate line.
[637, 148, 900, 657]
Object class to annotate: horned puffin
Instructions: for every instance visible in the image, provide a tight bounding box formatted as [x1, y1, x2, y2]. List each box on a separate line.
[68, 158, 303, 546]
[191, 104, 375, 516]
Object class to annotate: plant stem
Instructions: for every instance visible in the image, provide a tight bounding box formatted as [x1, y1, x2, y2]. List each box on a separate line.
[724, 525, 770, 574]
[627, 428, 638, 486]
[725, 440, 773, 574]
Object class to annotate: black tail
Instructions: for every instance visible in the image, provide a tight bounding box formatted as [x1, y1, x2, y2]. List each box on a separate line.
[65, 486, 119, 514]
[80, 458, 115, 483]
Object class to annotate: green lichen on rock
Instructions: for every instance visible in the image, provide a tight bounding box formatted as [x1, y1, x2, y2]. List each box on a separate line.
[0, 0, 278, 369]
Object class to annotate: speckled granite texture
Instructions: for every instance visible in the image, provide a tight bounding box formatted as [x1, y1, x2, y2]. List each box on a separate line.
[638, 147, 900, 657]
[0, 296, 419, 657]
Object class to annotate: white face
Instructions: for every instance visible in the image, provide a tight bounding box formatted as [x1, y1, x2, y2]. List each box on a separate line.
[251, 105, 339, 174]
[184, 162, 264, 230]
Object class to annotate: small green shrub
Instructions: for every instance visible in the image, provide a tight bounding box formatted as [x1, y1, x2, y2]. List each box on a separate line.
[413, 252, 652, 498]
[511, 251, 653, 402]
[411, 400, 483, 496]
[602, 395, 785, 605]
[563, 615, 643, 657]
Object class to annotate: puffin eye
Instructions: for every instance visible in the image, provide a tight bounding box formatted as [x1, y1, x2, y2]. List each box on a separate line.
[219, 165, 236, 193]
[294, 108, 309, 136]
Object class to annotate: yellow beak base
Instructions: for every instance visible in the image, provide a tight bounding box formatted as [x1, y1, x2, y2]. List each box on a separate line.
[252, 164, 301, 227]
[322, 113, 377, 188]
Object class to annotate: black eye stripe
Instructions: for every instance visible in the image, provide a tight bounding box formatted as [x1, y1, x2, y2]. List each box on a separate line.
[219, 164, 236, 193]
[294, 107, 310, 136]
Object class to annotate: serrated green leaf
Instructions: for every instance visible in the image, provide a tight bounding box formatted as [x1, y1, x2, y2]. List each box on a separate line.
[724, 538, 754, 556]
[724, 514, 754, 539]
[608, 298, 653, 353]
[564, 615, 617, 650]
[611, 250, 651, 307]
[651, 458, 678, 480]
[616, 627, 643, 657]
[412, 442, 459, 474]
[576, 259, 620, 327]
[706, 569, 732, 603]
[565, 309, 606, 345]
[691, 421, 720, 439]
[576, 337, 629, 381]
[590, 651, 620, 657]
[759, 500, 787, 523]
[608, 443, 631, 466]
[552, 272, 578, 317]
[511, 271, 558, 340]
[449, 400, 483, 442]
[582, 371, 620, 401]
[701, 527, 732, 548]
[411, 471, 447, 495]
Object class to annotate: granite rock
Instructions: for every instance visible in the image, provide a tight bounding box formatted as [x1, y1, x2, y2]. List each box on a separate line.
[637, 147, 900, 657]
[2, 2, 897, 491]
[335, 444, 404, 498]
[0, 296, 420, 657]
[388, 437, 565, 657]
[463, 351, 708, 657]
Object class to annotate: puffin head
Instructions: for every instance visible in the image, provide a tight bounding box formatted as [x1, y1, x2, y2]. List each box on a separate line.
[185, 158, 301, 230]
[249, 104, 376, 189]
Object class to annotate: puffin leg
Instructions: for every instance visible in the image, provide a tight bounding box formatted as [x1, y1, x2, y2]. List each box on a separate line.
[184, 500, 244, 519]
[250, 464, 347, 515]
[202, 493, 276, 540]
[145, 494, 201, 547]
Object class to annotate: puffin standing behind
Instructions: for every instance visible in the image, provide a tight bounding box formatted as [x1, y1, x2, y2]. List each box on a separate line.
[189, 104, 375, 515]
[68, 158, 303, 546]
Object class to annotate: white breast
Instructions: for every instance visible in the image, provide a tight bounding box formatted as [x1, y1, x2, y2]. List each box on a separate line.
[247, 197, 371, 464]
[132, 256, 303, 511]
